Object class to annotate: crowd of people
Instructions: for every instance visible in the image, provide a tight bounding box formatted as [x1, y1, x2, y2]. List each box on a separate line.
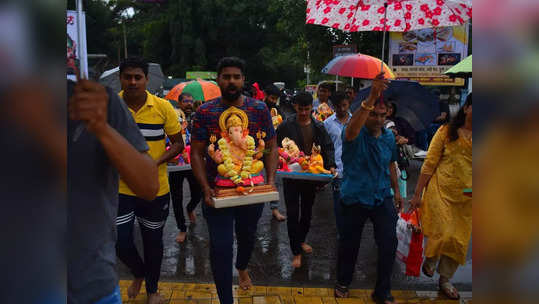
[68, 56, 472, 304]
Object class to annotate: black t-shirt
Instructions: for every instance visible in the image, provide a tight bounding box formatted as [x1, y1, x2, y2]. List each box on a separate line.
[67, 81, 148, 303]
[299, 123, 314, 155]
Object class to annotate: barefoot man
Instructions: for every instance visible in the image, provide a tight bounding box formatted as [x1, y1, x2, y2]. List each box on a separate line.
[190, 57, 278, 304]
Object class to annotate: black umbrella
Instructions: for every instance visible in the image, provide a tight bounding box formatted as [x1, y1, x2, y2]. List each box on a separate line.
[351, 80, 439, 131]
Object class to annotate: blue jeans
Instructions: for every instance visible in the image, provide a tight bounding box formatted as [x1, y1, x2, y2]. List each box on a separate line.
[94, 285, 121, 304]
[337, 197, 398, 299]
[202, 203, 264, 304]
[332, 178, 344, 239]
[269, 201, 279, 210]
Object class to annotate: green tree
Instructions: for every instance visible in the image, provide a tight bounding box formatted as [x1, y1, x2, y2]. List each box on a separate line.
[78, 0, 389, 88]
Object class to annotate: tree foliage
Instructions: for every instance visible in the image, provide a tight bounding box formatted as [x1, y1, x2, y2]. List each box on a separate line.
[71, 0, 386, 88]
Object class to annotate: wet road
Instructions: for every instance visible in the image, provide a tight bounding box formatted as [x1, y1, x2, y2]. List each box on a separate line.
[118, 160, 472, 292]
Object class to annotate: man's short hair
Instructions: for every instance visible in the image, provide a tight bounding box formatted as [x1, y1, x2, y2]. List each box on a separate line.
[318, 82, 332, 91]
[331, 91, 349, 107]
[345, 86, 356, 92]
[216, 57, 246, 75]
[119, 57, 149, 77]
[178, 92, 192, 102]
[294, 92, 313, 107]
[264, 84, 280, 97]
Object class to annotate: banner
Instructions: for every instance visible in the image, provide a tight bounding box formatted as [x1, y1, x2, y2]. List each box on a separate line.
[186, 71, 217, 80]
[67, 10, 88, 80]
[389, 25, 469, 86]
[333, 44, 357, 58]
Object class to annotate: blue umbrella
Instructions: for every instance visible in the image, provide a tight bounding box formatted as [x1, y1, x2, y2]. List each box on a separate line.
[350, 80, 439, 131]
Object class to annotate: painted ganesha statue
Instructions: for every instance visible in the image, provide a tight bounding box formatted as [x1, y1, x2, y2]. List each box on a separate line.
[208, 106, 266, 188]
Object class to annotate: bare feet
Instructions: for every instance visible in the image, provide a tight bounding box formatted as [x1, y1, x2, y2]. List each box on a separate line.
[237, 269, 253, 290]
[147, 292, 164, 304]
[292, 254, 302, 268]
[175, 231, 187, 243]
[127, 278, 144, 299]
[188, 210, 197, 224]
[272, 209, 286, 221]
[301, 242, 312, 254]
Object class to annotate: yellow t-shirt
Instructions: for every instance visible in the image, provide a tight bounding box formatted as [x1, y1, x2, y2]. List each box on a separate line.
[118, 91, 181, 197]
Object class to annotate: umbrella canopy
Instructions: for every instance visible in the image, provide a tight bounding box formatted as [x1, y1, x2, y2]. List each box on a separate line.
[444, 54, 472, 78]
[306, 0, 472, 32]
[351, 80, 439, 131]
[322, 53, 395, 79]
[99, 63, 165, 94]
[165, 79, 221, 102]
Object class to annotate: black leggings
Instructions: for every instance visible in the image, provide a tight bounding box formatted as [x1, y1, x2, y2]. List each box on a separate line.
[116, 193, 169, 294]
[169, 170, 202, 232]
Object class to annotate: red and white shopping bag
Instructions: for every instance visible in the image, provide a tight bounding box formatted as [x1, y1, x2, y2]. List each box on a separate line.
[395, 209, 424, 277]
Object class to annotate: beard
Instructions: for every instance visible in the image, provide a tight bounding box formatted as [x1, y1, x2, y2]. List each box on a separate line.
[222, 85, 241, 101]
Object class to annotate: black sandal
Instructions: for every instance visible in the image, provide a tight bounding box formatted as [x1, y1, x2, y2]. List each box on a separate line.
[371, 292, 396, 304]
[422, 262, 435, 278]
[334, 284, 349, 298]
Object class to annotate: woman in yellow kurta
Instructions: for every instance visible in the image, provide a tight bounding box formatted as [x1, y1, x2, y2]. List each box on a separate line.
[410, 95, 472, 300]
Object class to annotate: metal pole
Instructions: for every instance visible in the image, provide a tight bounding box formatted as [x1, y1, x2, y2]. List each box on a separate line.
[123, 21, 128, 59]
[76, 0, 87, 78]
[380, 2, 388, 74]
[336, 75, 339, 91]
[306, 50, 310, 85]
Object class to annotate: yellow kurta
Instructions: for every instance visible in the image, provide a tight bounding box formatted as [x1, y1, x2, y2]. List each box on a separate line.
[420, 125, 472, 265]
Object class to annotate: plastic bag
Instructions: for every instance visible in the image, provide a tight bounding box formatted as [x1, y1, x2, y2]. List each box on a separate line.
[395, 209, 424, 277]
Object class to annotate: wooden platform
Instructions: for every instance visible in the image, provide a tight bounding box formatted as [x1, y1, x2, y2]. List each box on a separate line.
[276, 171, 335, 182]
[213, 185, 279, 208]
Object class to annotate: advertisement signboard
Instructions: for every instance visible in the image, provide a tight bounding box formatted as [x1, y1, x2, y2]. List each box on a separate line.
[389, 25, 469, 86]
[186, 71, 217, 80]
[333, 44, 357, 58]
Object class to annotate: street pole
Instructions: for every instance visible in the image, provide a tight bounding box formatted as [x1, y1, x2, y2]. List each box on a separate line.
[123, 21, 128, 59]
[306, 50, 310, 85]
[76, 0, 87, 78]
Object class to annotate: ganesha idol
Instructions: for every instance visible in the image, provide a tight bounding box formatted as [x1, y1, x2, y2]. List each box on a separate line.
[207, 107, 279, 207]
[270, 108, 283, 129]
[314, 103, 334, 122]
[208, 107, 266, 188]
[278, 137, 332, 175]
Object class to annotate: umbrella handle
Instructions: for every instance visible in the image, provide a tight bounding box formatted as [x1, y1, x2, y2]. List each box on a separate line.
[380, 2, 388, 74]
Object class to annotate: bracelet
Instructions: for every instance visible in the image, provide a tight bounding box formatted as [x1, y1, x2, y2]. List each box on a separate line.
[361, 101, 374, 111]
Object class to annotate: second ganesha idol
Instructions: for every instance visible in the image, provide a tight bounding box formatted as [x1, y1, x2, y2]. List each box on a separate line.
[208, 106, 266, 188]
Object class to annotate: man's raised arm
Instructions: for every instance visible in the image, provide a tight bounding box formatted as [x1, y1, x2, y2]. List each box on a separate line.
[344, 73, 389, 142]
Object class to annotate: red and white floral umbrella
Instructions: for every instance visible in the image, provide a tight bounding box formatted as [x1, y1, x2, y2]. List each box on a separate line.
[306, 0, 472, 32]
[307, 0, 472, 75]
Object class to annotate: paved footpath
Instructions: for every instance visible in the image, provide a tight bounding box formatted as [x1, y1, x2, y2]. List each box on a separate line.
[118, 280, 472, 304]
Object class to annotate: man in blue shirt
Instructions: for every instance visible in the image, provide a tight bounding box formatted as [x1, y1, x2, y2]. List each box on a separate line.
[334, 73, 403, 304]
[323, 91, 351, 238]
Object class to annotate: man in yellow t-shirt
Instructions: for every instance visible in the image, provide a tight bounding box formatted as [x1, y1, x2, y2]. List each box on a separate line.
[115, 57, 183, 304]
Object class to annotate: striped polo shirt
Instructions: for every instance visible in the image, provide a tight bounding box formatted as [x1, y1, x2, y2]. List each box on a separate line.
[118, 90, 182, 197]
